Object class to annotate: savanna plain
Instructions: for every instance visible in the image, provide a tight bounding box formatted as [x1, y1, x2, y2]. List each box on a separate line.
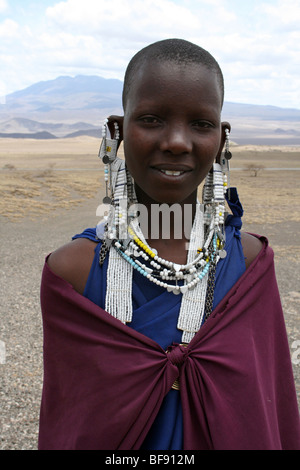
[0, 137, 299, 449]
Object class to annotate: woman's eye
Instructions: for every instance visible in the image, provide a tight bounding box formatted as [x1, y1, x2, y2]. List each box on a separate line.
[193, 121, 213, 128]
[139, 116, 160, 124]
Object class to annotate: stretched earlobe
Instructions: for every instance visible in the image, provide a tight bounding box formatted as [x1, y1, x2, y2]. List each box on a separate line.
[107, 115, 124, 148]
[216, 122, 231, 163]
[224, 128, 232, 161]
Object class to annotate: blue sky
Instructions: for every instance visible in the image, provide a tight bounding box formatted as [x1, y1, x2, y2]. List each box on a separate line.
[1, 0, 300, 109]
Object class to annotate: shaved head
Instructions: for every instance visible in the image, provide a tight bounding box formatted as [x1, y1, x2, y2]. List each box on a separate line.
[122, 38, 225, 110]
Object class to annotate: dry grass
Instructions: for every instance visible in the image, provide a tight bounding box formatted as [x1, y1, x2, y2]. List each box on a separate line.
[230, 169, 300, 225]
[0, 169, 103, 221]
[0, 137, 299, 224]
[0, 137, 103, 221]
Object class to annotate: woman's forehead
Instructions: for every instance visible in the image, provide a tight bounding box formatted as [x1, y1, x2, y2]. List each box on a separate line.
[136, 59, 214, 84]
[127, 61, 223, 110]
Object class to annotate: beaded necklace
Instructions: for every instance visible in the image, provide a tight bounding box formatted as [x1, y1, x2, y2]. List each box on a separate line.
[98, 122, 230, 343]
[112, 209, 223, 296]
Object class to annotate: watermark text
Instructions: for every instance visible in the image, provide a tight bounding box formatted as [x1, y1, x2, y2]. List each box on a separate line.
[292, 340, 300, 366]
[96, 201, 200, 241]
[0, 340, 6, 365]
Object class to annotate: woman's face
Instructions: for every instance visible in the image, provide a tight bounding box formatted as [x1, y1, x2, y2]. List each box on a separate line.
[122, 61, 227, 206]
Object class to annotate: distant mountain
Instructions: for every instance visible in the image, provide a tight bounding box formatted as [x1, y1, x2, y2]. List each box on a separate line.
[0, 131, 56, 139]
[222, 102, 300, 145]
[222, 102, 300, 121]
[0, 117, 100, 138]
[64, 129, 101, 139]
[0, 75, 123, 127]
[9, 75, 123, 99]
[0, 75, 300, 144]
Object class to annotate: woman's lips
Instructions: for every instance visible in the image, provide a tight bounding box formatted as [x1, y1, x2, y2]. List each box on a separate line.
[151, 165, 193, 178]
[159, 169, 185, 176]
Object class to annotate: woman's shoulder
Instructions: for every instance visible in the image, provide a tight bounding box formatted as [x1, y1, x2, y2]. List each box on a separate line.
[47, 237, 98, 295]
[240, 232, 264, 269]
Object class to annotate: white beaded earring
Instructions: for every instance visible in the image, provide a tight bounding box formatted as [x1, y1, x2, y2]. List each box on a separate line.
[98, 119, 119, 204]
[98, 118, 138, 265]
[221, 128, 231, 199]
[98, 119, 120, 265]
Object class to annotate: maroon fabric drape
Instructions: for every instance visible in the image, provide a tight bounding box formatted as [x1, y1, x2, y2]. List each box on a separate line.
[39, 239, 300, 450]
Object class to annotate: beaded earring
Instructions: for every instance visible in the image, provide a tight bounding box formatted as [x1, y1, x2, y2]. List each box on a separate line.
[98, 119, 120, 265]
[99, 119, 119, 204]
[98, 118, 120, 204]
[221, 128, 231, 199]
[98, 118, 138, 265]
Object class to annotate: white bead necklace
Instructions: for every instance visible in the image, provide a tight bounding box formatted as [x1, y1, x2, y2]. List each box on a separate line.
[112, 207, 221, 296]
[103, 161, 228, 342]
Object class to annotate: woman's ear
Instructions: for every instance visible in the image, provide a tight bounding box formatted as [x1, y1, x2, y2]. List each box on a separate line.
[216, 121, 231, 163]
[107, 115, 124, 150]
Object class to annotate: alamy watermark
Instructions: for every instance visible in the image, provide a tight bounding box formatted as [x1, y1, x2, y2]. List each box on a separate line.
[96, 201, 197, 242]
[0, 340, 6, 365]
[292, 340, 300, 366]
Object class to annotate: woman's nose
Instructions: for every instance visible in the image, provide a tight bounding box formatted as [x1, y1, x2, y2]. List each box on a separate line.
[159, 124, 193, 155]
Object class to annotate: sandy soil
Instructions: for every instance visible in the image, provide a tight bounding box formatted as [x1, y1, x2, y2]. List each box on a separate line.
[0, 137, 299, 449]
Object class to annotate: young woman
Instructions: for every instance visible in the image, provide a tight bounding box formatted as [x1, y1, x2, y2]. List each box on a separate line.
[39, 39, 300, 450]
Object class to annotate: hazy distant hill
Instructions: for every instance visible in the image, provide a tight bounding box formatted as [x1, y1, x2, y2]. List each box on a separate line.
[0, 117, 100, 138]
[0, 131, 57, 139]
[0, 75, 300, 144]
[0, 75, 123, 131]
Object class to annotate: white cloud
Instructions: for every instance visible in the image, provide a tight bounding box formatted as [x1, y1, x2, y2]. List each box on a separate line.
[37, 31, 107, 70]
[41, 0, 208, 80]
[0, 0, 299, 108]
[0, 18, 19, 38]
[46, 0, 200, 39]
[0, 0, 8, 14]
[42, 0, 249, 80]
[259, 0, 300, 31]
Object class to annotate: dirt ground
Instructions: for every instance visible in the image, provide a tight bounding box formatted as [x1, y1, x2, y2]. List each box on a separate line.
[0, 137, 299, 449]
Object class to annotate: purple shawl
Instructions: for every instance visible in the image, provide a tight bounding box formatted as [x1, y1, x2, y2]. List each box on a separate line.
[39, 238, 300, 450]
